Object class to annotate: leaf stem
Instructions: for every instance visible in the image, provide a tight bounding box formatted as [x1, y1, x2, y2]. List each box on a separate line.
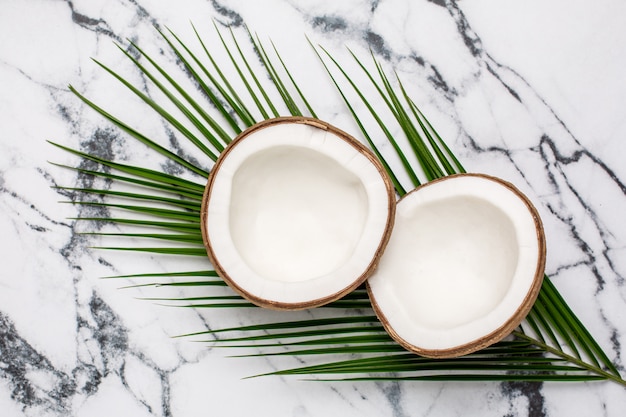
[513, 331, 626, 387]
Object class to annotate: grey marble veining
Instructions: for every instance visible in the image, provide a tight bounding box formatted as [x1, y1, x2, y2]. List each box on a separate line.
[1, 0, 625, 416]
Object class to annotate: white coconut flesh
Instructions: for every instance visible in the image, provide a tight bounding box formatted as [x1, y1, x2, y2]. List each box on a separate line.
[367, 174, 545, 357]
[202, 117, 395, 310]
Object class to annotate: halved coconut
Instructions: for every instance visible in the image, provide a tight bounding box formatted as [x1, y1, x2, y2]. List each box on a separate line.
[201, 117, 395, 310]
[367, 173, 546, 358]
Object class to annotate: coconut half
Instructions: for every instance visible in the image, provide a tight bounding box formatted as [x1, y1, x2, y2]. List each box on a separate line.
[201, 117, 395, 310]
[367, 173, 546, 358]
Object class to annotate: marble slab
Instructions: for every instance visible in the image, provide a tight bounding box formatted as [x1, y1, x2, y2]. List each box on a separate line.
[1, 0, 625, 415]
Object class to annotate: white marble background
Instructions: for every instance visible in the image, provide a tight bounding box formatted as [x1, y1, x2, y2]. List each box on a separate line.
[1, 0, 626, 416]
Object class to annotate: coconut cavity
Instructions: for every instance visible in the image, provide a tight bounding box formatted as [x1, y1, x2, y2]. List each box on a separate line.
[367, 174, 545, 358]
[229, 145, 368, 283]
[389, 196, 518, 330]
[201, 117, 395, 310]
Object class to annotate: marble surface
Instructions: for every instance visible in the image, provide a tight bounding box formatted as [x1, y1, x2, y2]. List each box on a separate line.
[1, 0, 626, 415]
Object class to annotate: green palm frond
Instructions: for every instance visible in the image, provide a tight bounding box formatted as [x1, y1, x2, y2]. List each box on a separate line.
[52, 22, 625, 386]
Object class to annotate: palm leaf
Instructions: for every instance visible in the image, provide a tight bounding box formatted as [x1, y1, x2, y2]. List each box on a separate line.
[52, 22, 625, 387]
